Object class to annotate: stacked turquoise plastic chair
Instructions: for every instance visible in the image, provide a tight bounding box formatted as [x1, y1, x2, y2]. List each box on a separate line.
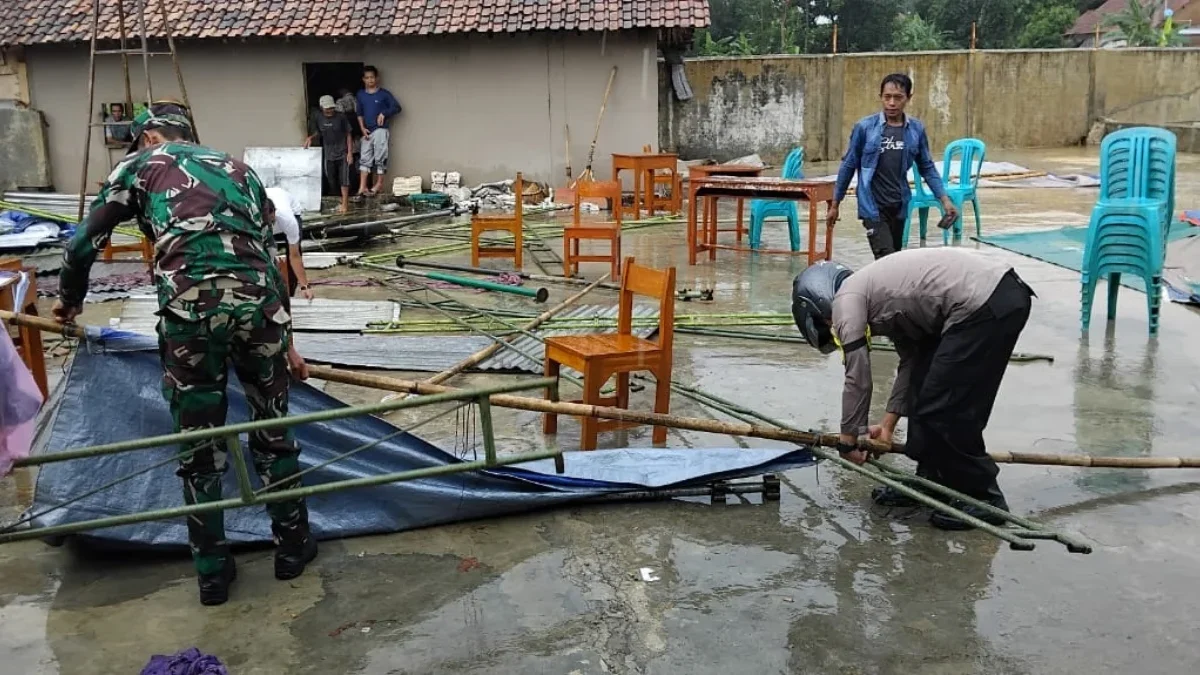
[941, 138, 986, 239]
[1080, 127, 1177, 336]
[749, 147, 804, 251]
[900, 167, 945, 248]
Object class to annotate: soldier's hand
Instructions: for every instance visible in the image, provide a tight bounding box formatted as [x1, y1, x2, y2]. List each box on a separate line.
[51, 300, 81, 324]
[287, 345, 310, 381]
[300, 286, 315, 302]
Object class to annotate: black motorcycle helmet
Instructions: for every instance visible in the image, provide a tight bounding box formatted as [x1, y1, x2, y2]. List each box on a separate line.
[791, 261, 854, 354]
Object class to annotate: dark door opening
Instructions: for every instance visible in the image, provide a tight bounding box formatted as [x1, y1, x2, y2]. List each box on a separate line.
[303, 62, 364, 196]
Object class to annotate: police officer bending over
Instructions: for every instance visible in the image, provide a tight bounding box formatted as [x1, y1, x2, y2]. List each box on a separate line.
[791, 248, 1035, 530]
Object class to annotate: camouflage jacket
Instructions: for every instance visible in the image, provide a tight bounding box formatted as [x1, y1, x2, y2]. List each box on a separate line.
[59, 142, 289, 321]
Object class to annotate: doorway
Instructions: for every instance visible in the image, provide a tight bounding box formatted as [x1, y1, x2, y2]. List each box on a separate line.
[303, 62, 364, 195]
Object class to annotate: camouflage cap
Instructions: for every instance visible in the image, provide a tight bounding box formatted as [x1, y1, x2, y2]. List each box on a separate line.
[127, 105, 195, 152]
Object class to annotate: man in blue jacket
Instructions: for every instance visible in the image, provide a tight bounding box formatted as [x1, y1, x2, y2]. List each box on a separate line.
[828, 73, 956, 259]
[355, 65, 402, 198]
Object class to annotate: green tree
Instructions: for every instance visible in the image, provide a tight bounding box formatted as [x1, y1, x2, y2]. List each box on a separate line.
[1015, 4, 1080, 48]
[1102, 0, 1185, 47]
[831, 0, 899, 53]
[891, 13, 950, 51]
[914, 0, 1025, 48]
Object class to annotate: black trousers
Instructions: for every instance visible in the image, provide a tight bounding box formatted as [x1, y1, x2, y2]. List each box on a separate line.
[863, 204, 906, 259]
[904, 271, 1033, 500]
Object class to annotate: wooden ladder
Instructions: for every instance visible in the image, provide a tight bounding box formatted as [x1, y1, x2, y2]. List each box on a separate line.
[77, 0, 196, 262]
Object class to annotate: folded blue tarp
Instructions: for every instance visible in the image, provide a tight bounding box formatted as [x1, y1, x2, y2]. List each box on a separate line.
[29, 329, 815, 547]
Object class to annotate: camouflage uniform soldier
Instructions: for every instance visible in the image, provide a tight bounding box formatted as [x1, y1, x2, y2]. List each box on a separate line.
[52, 104, 317, 606]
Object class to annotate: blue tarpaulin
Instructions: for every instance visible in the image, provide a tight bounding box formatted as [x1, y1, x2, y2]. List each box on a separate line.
[28, 329, 815, 548]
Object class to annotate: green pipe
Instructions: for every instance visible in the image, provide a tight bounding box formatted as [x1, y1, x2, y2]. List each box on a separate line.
[389, 267, 551, 303]
[0, 449, 563, 545]
[677, 326, 805, 343]
[654, 379, 1048, 551]
[228, 436, 256, 504]
[0, 200, 81, 224]
[868, 459, 1092, 553]
[256, 404, 458, 494]
[13, 378, 556, 468]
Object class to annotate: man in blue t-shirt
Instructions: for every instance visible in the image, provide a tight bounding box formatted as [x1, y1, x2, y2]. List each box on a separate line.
[355, 65, 402, 198]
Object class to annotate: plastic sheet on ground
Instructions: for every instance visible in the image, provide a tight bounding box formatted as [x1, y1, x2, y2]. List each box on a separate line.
[26, 329, 815, 548]
[810, 161, 1099, 190]
[976, 223, 1200, 301]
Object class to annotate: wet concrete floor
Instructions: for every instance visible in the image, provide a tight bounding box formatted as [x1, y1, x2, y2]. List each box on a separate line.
[3, 148, 1200, 674]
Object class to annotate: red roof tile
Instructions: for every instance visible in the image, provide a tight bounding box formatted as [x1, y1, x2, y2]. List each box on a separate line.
[0, 0, 709, 45]
[1068, 0, 1193, 36]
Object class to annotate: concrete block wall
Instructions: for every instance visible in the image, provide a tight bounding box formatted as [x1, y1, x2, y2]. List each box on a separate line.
[661, 48, 1200, 163]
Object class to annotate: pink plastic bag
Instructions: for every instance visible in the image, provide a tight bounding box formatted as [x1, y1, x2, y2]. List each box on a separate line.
[0, 327, 43, 476]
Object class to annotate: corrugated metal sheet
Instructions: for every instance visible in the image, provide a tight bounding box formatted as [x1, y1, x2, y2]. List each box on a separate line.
[297, 334, 490, 372]
[477, 304, 660, 373]
[117, 297, 400, 335]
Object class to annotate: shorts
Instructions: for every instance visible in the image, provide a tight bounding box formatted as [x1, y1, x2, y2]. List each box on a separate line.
[359, 128, 390, 175]
[324, 158, 352, 190]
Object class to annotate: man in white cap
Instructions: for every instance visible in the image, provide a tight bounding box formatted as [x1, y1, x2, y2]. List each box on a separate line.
[304, 94, 353, 214]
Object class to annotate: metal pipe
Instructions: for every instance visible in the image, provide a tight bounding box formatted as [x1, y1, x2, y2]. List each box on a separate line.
[581, 482, 768, 502]
[395, 256, 622, 291]
[11, 377, 556, 468]
[386, 267, 550, 303]
[0, 449, 563, 545]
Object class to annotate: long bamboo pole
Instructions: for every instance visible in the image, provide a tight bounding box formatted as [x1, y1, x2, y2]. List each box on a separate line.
[5, 310, 1198, 470]
[302, 367, 1200, 470]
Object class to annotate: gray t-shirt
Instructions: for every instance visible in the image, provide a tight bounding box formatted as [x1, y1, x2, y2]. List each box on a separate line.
[313, 113, 351, 162]
[831, 248, 1013, 435]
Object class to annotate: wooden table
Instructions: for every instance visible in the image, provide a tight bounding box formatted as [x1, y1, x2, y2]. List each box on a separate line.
[687, 176, 836, 266]
[612, 153, 678, 220]
[687, 163, 765, 244]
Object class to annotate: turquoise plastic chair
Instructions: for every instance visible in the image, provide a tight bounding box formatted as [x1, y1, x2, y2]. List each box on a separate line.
[1080, 127, 1177, 335]
[749, 148, 804, 251]
[941, 138, 986, 239]
[900, 166, 945, 248]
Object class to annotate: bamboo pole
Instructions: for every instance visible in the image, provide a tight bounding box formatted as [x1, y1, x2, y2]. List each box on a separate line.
[411, 273, 610, 394]
[4, 310, 1196, 470]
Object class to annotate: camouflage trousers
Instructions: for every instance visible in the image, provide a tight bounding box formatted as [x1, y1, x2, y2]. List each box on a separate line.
[157, 281, 308, 576]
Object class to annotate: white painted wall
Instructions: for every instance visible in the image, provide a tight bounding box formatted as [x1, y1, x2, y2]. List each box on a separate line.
[26, 31, 660, 193]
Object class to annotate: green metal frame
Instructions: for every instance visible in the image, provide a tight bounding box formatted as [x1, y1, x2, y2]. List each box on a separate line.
[0, 378, 559, 545]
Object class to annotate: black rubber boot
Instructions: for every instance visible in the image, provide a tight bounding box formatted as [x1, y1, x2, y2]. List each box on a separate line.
[871, 485, 920, 507]
[275, 535, 318, 581]
[929, 493, 1011, 531]
[198, 557, 237, 606]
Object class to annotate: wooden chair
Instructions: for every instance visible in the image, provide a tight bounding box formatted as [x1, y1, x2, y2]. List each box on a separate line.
[102, 233, 153, 263]
[0, 258, 49, 398]
[542, 256, 676, 450]
[564, 180, 622, 280]
[643, 144, 681, 215]
[471, 172, 524, 269]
